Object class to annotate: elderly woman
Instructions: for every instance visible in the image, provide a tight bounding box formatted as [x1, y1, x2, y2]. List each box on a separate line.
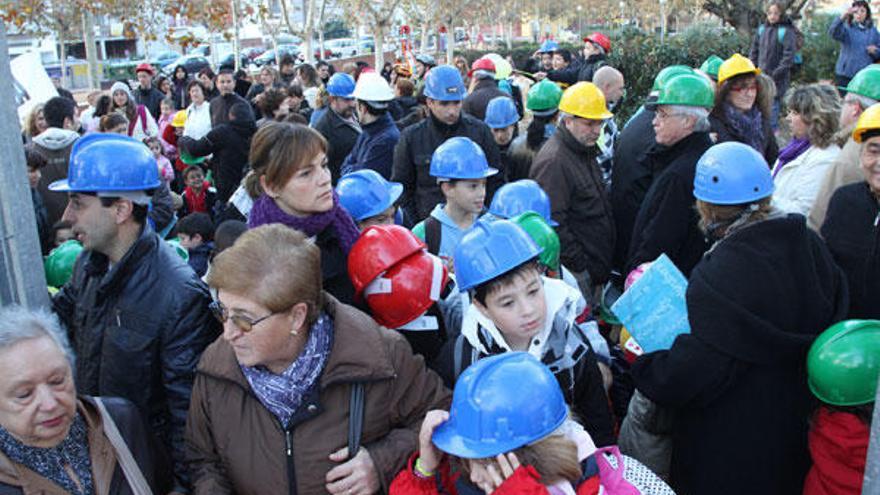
[186, 224, 449, 494]
[109, 81, 158, 141]
[709, 54, 779, 163]
[772, 84, 842, 215]
[245, 122, 361, 304]
[632, 142, 848, 495]
[0, 306, 172, 494]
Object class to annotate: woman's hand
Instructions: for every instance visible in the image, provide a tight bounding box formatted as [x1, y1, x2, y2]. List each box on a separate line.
[325, 446, 380, 495]
[418, 410, 449, 473]
[867, 45, 878, 55]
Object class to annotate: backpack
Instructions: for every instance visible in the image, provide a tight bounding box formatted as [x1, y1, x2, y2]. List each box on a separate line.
[758, 23, 805, 66]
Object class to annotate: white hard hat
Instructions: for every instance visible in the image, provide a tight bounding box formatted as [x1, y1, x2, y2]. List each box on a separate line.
[352, 72, 394, 108]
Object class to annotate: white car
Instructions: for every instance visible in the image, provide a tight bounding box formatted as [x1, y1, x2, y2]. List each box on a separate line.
[325, 38, 358, 58]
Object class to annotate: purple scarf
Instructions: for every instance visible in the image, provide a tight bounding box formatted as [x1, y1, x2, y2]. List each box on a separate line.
[723, 103, 766, 153]
[248, 191, 360, 253]
[773, 137, 811, 177]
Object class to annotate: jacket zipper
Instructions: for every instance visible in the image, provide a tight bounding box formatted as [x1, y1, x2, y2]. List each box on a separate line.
[285, 428, 297, 495]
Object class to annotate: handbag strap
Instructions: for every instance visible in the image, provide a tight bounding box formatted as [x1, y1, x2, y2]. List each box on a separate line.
[93, 398, 154, 495]
[347, 382, 365, 461]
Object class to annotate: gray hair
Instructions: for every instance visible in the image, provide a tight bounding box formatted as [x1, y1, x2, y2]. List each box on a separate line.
[0, 306, 74, 368]
[846, 92, 878, 112]
[668, 105, 711, 133]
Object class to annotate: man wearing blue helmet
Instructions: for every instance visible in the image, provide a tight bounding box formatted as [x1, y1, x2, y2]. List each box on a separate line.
[314, 72, 361, 183]
[392, 65, 504, 224]
[50, 134, 220, 492]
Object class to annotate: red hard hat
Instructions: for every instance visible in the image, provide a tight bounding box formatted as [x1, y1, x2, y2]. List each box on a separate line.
[468, 57, 496, 77]
[584, 32, 611, 53]
[135, 62, 155, 75]
[348, 225, 426, 298]
[364, 250, 449, 328]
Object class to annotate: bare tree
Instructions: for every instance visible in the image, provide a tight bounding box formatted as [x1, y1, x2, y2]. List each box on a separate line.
[702, 0, 810, 33]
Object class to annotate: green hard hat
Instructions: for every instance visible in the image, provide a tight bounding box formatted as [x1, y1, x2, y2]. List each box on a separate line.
[807, 319, 880, 406]
[649, 74, 715, 110]
[512, 211, 560, 272]
[845, 65, 880, 102]
[699, 55, 724, 80]
[651, 65, 695, 91]
[527, 79, 564, 116]
[166, 238, 190, 262]
[44, 240, 83, 288]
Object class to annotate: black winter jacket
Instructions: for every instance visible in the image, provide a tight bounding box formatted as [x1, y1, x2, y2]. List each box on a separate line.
[135, 86, 165, 120]
[179, 118, 256, 204]
[462, 78, 509, 121]
[632, 214, 848, 495]
[52, 227, 221, 489]
[389, 96, 420, 123]
[546, 54, 607, 84]
[821, 182, 880, 319]
[392, 113, 503, 222]
[749, 20, 798, 100]
[625, 132, 714, 277]
[611, 108, 656, 272]
[209, 92, 249, 127]
[313, 108, 361, 184]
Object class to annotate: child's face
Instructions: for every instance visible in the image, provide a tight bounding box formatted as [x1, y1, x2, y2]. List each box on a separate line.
[161, 102, 172, 116]
[54, 228, 74, 247]
[147, 140, 162, 157]
[175, 126, 184, 136]
[444, 179, 486, 215]
[178, 233, 202, 249]
[492, 125, 516, 146]
[476, 269, 547, 347]
[27, 167, 41, 189]
[357, 206, 396, 231]
[186, 170, 205, 189]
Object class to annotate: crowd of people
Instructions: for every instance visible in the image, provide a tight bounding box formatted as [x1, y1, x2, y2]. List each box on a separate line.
[9, 1, 880, 493]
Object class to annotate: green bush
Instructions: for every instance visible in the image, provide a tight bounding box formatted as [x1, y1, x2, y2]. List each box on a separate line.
[793, 14, 839, 85]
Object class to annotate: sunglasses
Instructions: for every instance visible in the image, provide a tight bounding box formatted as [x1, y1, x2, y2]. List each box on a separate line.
[209, 300, 278, 332]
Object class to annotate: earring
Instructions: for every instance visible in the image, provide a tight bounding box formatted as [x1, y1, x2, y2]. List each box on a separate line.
[290, 328, 298, 336]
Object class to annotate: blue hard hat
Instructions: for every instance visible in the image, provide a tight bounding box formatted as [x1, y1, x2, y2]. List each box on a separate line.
[430, 137, 498, 180]
[49, 133, 160, 193]
[484, 96, 520, 129]
[326, 73, 356, 98]
[423, 65, 467, 101]
[488, 179, 558, 226]
[694, 142, 775, 205]
[454, 219, 542, 291]
[432, 352, 567, 458]
[538, 40, 560, 53]
[336, 169, 403, 222]
[416, 54, 436, 66]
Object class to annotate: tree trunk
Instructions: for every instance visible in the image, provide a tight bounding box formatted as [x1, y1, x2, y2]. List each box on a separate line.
[318, 0, 327, 60]
[232, 0, 241, 71]
[445, 26, 454, 65]
[303, 0, 316, 63]
[58, 28, 67, 89]
[421, 22, 429, 52]
[82, 10, 100, 90]
[374, 23, 385, 70]
[506, 21, 513, 50]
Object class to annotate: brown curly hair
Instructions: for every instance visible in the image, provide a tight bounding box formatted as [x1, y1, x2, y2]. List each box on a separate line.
[784, 84, 841, 149]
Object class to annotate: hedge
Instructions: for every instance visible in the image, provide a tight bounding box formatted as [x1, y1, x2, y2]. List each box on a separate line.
[457, 16, 839, 123]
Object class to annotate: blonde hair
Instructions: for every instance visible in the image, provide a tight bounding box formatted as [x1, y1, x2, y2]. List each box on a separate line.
[24, 103, 45, 138]
[785, 83, 842, 149]
[206, 224, 323, 324]
[458, 434, 582, 486]
[244, 122, 327, 199]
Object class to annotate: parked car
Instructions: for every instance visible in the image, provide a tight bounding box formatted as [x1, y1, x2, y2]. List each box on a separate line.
[325, 38, 358, 58]
[161, 54, 211, 77]
[151, 51, 181, 69]
[189, 45, 211, 57]
[242, 47, 266, 60]
[253, 44, 300, 67]
[217, 52, 251, 70]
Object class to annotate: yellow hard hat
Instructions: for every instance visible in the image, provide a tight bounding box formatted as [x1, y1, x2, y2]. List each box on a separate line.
[558, 82, 613, 120]
[717, 53, 761, 86]
[853, 103, 880, 143]
[171, 110, 187, 128]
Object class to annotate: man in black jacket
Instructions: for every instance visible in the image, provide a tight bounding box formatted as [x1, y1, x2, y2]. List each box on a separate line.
[392, 65, 503, 223]
[50, 134, 220, 492]
[462, 57, 508, 120]
[134, 63, 165, 120]
[179, 102, 257, 204]
[209, 69, 249, 127]
[314, 72, 361, 184]
[626, 74, 716, 278]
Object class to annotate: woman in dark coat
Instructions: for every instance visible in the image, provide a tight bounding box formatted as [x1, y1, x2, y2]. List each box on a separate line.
[245, 122, 361, 305]
[631, 143, 848, 495]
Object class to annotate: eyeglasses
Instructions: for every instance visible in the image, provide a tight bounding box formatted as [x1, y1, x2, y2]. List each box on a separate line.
[209, 301, 278, 332]
[654, 110, 684, 121]
[730, 83, 758, 93]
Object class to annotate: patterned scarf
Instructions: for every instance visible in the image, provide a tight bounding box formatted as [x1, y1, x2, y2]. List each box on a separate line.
[248, 192, 360, 254]
[241, 313, 334, 428]
[722, 103, 766, 153]
[0, 414, 94, 495]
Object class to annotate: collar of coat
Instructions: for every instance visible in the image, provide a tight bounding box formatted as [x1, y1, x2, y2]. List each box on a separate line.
[82, 225, 160, 294]
[196, 294, 396, 392]
[647, 131, 712, 165]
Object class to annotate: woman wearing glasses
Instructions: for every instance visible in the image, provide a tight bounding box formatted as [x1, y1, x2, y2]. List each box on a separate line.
[186, 224, 450, 495]
[709, 54, 779, 163]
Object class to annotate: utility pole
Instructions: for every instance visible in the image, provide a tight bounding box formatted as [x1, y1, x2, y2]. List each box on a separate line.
[0, 23, 51, 309]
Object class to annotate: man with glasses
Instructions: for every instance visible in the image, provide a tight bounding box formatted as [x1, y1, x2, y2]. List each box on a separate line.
[809, 65, 880, 229]
[51, 134, 220, 493]
[625, 73, 716, 278]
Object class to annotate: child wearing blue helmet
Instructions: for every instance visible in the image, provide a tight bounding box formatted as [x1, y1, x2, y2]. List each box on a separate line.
[412, 137, 498, 262]
[336, 169, 403, 230]
[432, 219, 616, 448]
[390, 352, 673, 494]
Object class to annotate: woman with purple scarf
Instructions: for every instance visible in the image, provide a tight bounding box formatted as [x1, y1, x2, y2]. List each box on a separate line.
[244, 122, 362, 304]
[709, 55, 779, 163]
[772, 84, 842, 216]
